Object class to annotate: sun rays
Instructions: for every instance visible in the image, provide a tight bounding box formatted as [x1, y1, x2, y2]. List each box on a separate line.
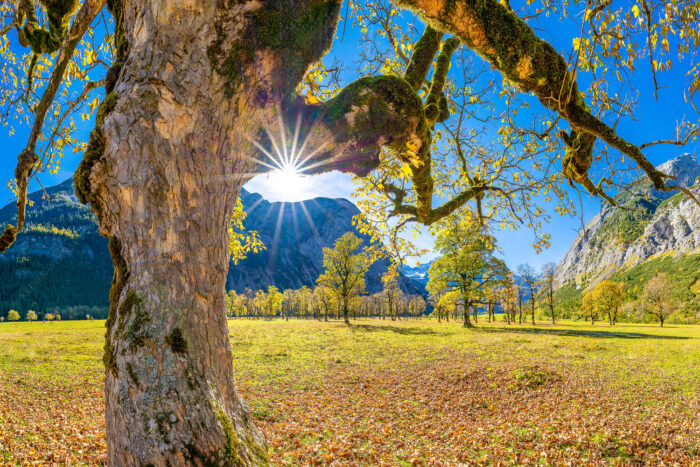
[244, 112, 338, 202]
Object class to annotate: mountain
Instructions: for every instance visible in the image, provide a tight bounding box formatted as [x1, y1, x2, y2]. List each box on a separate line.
[556, 153, 700, 288]
[0, 178, 112, 319]
[400, 261, 433, 294]
[231, 190, 421, 294]
[0, 179, 420, 319]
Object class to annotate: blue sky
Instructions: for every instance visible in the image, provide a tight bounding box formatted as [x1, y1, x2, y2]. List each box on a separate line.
[1, 2, 697, 271]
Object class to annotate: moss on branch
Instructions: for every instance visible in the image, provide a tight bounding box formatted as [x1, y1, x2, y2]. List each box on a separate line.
[425, 37, 459, 125]
[209, 0, 341, 98]
[403, 26, 443, 91]
[16, 0, 80, 54]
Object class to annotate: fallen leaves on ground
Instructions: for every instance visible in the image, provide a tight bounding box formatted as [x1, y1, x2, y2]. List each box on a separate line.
[0, 319, 698, 465]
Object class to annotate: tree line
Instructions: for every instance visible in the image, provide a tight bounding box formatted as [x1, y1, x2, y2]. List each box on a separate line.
[225, 233, 426, 324]
[424, 216, 683, 328]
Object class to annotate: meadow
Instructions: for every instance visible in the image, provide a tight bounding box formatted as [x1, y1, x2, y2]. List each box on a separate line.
[0, 318, 698, 465]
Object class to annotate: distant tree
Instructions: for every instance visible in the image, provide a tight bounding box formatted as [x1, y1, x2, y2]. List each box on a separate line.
[314, 286, 334, 321]
[499, 280, 516, 324]
[409, 296, 426, 319]
[55, 313, 61, 321]
[44, 313, 55, 322]
[281, 289, 295, 321]
[317, 233, 370, 325]
[517, 264, 538, 325]
[581, 291, 600, 325]
[381, 265, 401, 321]
[539, 263, 557, 324]
[25, 310, 38, 322]
[253, 290, 266, 319]
[429, 290, 446, 323]
[516, 284, 524, 324]
[440, 290, 461, 322]
[225, 290, 247, 318]
[0, 317, 4, 322]
[265, 286, 283, 318]
[427, 217, 504, 328]
[589, 281, 626, 326]
[7, 310, 19, 322]
[644, 273, 676, 327]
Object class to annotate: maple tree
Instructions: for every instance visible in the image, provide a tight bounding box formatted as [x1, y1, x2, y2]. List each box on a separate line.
[538, 262, 558, 324]
[1, 0, 700, 461]
[643, 272, 676, 326]
[316, 232, 371, 325]
[427, 217, 507, 328]
[381, 264, 401, 321]
[517, 263, 538, 326]
[588, 280, 626, 325]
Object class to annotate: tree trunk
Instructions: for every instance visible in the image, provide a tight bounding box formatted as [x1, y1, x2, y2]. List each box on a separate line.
[75, 0, 386, 461]
[463, 303, 474, 328]
[342, 299, 350, 325]
[79, 0, 275, 460]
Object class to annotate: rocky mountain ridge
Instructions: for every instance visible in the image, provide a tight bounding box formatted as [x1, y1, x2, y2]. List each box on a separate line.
[556, 153, 700, 288]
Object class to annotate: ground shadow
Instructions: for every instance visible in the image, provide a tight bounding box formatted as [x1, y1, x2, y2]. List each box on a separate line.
[352, 323, 437, 336]
[476, 325, 691, 340]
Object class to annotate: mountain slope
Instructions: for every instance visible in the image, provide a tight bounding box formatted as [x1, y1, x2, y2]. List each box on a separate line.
[400, 261, 433, 294]
[231, 190, 420, 294]
[0, 179, 419, 318]
[0, 178, 112, 318]
[556, 153, 700, 287]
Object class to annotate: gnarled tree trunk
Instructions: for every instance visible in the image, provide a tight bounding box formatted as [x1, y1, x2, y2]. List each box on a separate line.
[76, 0, 431, 461]
[86, 0, 274, 462]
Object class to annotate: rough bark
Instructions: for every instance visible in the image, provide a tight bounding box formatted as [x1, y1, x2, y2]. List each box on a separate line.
[69, 0, 449, 460]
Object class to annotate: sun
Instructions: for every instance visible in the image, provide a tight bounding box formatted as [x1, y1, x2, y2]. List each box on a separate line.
[245, 114, 331, 202]
[265, 162, 312, 202]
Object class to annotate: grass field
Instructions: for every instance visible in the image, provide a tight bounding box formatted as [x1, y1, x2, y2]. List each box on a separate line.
[0, 318, 698, 465]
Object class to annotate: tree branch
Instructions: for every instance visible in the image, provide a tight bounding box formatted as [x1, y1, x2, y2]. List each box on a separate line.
[0, 0, 106, 253]
[395, 0, 694, 206]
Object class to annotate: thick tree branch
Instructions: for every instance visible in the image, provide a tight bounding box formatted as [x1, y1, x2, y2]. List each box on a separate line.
[403, 25, 443, 91]
[281, 75, 427, 177]
[395, 0, 692, 206]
